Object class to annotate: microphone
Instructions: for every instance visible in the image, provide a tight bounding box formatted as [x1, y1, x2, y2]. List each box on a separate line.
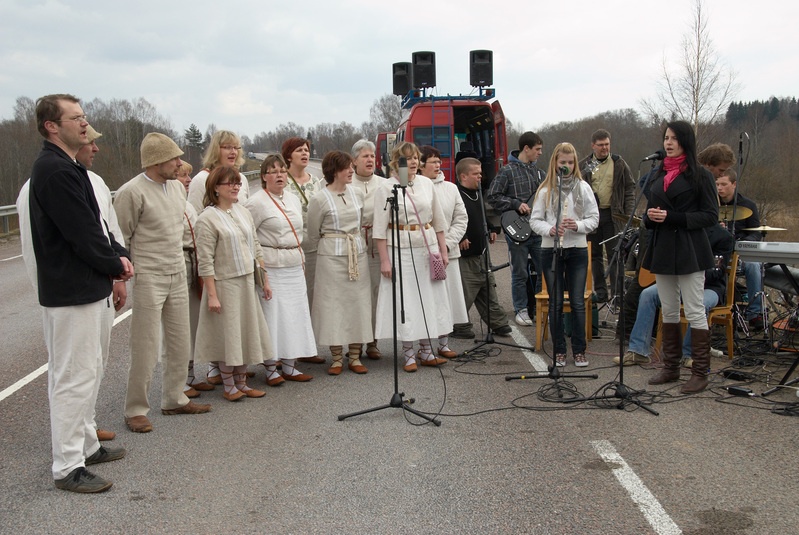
[398, 156, 409, 188]
[558, 166, 569, 176]
[642, 150, 666, 161]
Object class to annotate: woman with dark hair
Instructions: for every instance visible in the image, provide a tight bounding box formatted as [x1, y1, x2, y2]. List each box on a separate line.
[642, 120, 719, 393]
[194, 166, 272, 401]
[372, 142, 451, 372]
[281, 136, 326, 364]
[244, 154, 317, 385]
[418, 145, 468, 358]
[307, 151, 373, 375]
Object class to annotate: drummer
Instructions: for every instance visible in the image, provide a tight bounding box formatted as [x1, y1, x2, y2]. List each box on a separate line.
[701, 143, 764, 328]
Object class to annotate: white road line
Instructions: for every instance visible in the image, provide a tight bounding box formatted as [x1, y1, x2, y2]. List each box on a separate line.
[510, 325, 549, 373]
[0, 254, 23, 262]
[0, 308, 133, 403]
[591, 440, 682, 535]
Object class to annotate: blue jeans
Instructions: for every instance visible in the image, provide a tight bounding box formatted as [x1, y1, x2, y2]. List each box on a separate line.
[505, 233, 542, 314]
[540, 247, 589, 355]
[743, 260, 763, 319]
[628, 285, 719, 357]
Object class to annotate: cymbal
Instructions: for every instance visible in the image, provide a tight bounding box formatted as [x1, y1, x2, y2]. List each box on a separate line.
[718, 205, 752, 221]
[742, 225, 786, 232]
[612, 213, 642, 227]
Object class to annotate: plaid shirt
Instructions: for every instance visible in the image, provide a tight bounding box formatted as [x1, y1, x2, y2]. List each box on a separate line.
[486, 155, 546, 213]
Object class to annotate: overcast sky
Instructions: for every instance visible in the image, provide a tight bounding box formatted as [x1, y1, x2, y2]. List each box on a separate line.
[1, 0, 796, 138]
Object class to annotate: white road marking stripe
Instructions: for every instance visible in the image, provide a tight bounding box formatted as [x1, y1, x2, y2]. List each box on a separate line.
[509, 325, 549, 372]
[0, 308, 133, 403]
[591, 440, 682, 535]
[0, 254, 23, 262]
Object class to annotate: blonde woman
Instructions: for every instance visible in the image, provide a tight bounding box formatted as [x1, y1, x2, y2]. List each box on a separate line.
[529, 142, 599, 368]
[372, 142, 451, 372]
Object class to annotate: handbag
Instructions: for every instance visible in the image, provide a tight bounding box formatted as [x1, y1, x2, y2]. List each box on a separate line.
[185, 213, 204, 299]
[405, 191, 447, 281]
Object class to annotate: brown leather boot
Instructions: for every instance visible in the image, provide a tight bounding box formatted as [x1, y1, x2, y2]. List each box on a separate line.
[681, 328, 710, 394]
[649, 322, 683, 385]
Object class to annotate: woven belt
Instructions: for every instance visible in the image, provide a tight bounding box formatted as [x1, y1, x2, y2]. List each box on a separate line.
[321, 233, 360, 281]
[388, 222, 432, 231]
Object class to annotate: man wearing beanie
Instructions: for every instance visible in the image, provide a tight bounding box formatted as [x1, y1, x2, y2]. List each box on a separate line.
[115, 132, 211, 434]
[27, 94, 133, 493]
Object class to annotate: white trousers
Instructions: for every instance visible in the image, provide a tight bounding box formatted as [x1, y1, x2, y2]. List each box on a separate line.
[655, 271, 707, 329]
[44, 297, 114, 479]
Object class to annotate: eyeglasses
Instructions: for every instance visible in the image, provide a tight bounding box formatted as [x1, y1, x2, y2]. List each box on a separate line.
[55, 115, 88, 124]
[218, 182, 242, 188]
[264, 169, 288, 175]
[220, 145, 241, 151]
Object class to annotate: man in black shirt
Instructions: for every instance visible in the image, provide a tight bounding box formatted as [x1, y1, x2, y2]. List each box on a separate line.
[451, 158, 511, 338]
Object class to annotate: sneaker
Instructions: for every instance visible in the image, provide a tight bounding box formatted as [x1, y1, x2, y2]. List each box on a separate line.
[515, 310, 533, 326]
[574, 353, 589, 367]
[613, 351, 650, 366]
[709, 348, 724, 359]
[85, 445, 126, 466]
[494, 325, 513, 336]
[54, 467, 112, 493]
[555, 353, 566, 367]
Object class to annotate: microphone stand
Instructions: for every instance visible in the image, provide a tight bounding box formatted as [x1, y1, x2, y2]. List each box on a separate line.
[339, 182, 440, 425]
[566, 160, 661, 415]
[461, 186, 535, 356]
[508, 169, 597, 393]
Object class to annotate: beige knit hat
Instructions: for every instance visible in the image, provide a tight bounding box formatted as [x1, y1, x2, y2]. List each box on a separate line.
[140, 132, 184, 168]
[87, 125, 102, 143]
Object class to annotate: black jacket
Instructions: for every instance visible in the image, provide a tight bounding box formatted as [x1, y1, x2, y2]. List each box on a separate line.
[704, 224, 734, 305]
[641, 166, 718, 275]
[29, 141, 129, 307]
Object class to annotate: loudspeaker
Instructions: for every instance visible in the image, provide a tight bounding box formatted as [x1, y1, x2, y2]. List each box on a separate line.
[412, 51, 436, 88]
[469, 50, 493, 87]
[392, 62, 413, 96]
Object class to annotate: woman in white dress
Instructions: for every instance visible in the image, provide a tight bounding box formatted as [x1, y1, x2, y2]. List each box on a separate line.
[350, 139, 384, 360]
[307, 151, 373, 375]
[187, 130, 252, 385]
[282, 136, 326, 365]
[244, 154, 316, 385]
[373, 142, 451, 372]
[419, 145, 468, 359]
[194, 166, 273, 401]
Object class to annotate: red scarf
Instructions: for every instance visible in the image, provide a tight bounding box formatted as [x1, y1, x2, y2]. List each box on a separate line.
[662, 155, 686, 191]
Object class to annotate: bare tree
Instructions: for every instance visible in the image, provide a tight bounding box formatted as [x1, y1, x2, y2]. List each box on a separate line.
[361, 94, 403, 141]
[640, 0, 739, 140]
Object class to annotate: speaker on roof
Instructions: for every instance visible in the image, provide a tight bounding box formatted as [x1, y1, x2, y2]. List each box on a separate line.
[392, 62, 413, 96]
[470, 50, 493, 87]
[412, 51, 436, 89]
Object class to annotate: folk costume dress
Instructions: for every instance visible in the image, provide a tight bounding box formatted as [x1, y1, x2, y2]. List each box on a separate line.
[307, 185, 373, 345]
[372, 175, 453, 341]
[194, 203, 273, 366]
[244, 188, 317, 359]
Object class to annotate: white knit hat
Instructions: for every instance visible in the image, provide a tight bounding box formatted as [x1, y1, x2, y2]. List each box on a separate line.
[87, 125, 102, 143]
[140, 132, 184, 168]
